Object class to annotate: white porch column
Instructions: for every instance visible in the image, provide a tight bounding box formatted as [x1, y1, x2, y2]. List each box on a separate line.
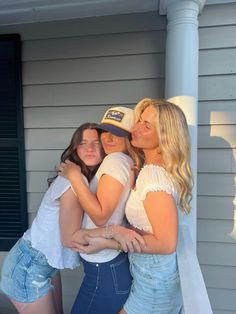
[159, 0, 206, 246]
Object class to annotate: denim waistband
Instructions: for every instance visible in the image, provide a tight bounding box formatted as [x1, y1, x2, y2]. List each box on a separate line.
[81, 252, 127, 268]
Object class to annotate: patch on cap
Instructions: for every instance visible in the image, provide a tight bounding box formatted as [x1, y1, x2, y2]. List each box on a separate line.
[98, 106, 134, 137]
[103, 109, 125, 123]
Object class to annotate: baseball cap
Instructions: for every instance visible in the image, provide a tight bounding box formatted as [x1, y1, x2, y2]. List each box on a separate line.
[97, 106, 134, 137]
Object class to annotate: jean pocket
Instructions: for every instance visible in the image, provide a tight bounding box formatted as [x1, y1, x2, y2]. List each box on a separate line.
[110, 254, 132, 295]
[29, 252, 56, 280]
[164, 269, 180, 289]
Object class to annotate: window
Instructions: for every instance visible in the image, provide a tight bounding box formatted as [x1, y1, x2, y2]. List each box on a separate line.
[0, 34, 27, 251]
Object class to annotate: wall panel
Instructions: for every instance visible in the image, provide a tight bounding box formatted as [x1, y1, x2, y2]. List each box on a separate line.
[22, 31, 166, 61]
[198, 3, 236, 312]
[23, 54, 164, 85]
[23, 79, 164, 107]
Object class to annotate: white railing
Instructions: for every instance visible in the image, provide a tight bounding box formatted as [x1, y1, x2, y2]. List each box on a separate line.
[177, 225, 213, 314]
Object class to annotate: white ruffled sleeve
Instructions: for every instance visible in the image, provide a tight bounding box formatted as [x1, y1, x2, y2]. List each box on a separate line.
[136, 165, 178, 201]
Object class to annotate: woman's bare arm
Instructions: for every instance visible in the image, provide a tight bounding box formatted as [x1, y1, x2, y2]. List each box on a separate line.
[142, 191, 178, 254]
[106, 191, 178, 255]
[59, 187, 86, 248]
[59, 160, 127, 226]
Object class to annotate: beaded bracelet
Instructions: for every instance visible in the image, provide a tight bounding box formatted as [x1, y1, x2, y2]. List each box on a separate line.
[104, 224, 114, 239]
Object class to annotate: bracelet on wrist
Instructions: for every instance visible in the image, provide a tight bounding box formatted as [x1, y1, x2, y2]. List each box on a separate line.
[117, 242, 123, 252]
[104, 224, 114, 239]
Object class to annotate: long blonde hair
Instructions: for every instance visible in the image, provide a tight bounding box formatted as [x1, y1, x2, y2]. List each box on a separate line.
[124, 137, 143, 175]
[134, 98, 193, 214]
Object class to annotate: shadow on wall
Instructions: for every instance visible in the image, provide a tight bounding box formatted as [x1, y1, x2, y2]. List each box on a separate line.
[198, 110, 236, 240]
[210, 111, 235, 240]
[197, 110, 236, 310]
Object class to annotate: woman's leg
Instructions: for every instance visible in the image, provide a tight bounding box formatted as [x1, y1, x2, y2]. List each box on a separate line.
[9, 291, 57, 314]
[70, 260, 98, 314]
[51, 271, 63, 314]
[8, 273, 62, 314]
[1, 239, 61, 314]
[71, 253, 132, 314]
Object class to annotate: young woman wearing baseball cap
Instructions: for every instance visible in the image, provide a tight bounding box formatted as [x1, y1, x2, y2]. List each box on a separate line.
[59, 106, 145, 314]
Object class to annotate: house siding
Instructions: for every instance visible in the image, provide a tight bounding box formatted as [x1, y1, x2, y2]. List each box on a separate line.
[0, 12, 166, 313]
[198, 3, 236, 313]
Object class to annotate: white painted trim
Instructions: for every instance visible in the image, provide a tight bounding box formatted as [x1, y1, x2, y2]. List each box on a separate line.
[162, 2, 213, 311]
[177, 225, 213, 313]
[163, 0, 202, 244]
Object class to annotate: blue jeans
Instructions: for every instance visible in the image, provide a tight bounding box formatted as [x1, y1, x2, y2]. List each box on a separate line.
[0, 238, 58, 302]
[71, 252, 132, 314]
[124, 252, 182, 314]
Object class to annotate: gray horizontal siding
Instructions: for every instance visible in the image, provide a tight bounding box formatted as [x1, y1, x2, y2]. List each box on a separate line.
[198, 219, 235, 243]
[198, 149, 234, 172]
[199, 75, 236, 100]
[198, 3, 236, 313]
[198, 243, 236, 267]
[198, 101, 236, 125]
[199, 49, 236, 76]
[201, 266, 236, 312]
[24, 106, 107, 127]
[26, 150, 62, 171]
[23, 54, 164, 85]
[200, 3, 236, 27]
[22, 30, 166, 61]
[198, 196, 234, 220]
[27, 192, 44, 213]
[208, 288, 236, 312]
[198, 126, 236, 148]
[198, 173, 235, 196]
[25, 129, 76, 149]
[201, 265, 236, 289]
[199, 25, 236, 49]
[23, 79, 163, 108]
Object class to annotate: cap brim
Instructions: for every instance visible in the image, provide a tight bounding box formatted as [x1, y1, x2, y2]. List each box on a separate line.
[97, 123, 130, 137]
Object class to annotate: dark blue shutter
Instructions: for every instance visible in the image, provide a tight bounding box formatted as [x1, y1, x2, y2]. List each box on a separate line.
[0, 34, 28, 251]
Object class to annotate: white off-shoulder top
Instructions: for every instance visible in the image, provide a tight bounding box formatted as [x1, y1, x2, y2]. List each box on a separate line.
[125, 164, 179, 233]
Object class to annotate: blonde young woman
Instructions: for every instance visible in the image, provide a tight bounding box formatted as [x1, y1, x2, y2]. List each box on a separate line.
[75, 99, 193, 314]
[116, 98, 193, 313]
[59, 106, 144, 314]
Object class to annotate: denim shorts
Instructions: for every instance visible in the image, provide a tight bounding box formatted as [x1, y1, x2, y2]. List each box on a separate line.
[124, 252, 182, 314]
[0, 238, 58, 302]
[71, 252, 132, 314]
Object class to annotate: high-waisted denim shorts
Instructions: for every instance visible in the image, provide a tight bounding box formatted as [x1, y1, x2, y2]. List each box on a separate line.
[0, 238, 58, 302]
[71, 252, 132, 314]
[124, 252, 182, 314]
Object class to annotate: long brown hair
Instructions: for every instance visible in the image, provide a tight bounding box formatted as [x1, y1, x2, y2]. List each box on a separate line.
[48, 123, 105, 185]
